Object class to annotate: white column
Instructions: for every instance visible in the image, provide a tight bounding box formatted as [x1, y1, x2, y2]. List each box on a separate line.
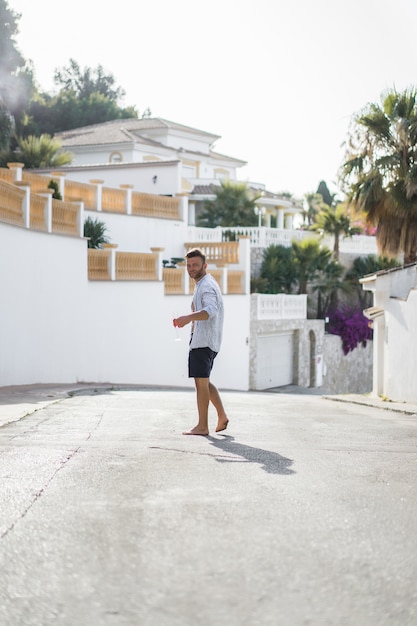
[76, 200, 84, 238]
[238, 235, 251, 294]
[150, 247, 165, 281]
[39, 190, 54, 232]
[90, 179, 104, 212]
[285, 214, 293, 229]
[120, 184, 134, 215]
[102, 244, 118, 281]
[50, 172, 66, 199]
[7, 162, 24, 182]
[182, 266, 190, 295]
[371, 290, 388, 397]
[178, 194, 190, 224]
[15, 182, 31, 228]
[277, 208, 284, 229]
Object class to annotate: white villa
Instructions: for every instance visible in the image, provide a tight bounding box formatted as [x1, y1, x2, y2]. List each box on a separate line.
[0, 117, 393, 397]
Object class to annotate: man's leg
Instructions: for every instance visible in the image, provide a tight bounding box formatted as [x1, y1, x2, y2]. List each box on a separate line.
[183, 377, 210, 435]
[209, 382, 229, 432]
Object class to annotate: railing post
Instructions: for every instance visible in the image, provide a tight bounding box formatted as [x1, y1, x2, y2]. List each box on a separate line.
[75, 200, 84, 238]
[150, 247, 165, 281]
[39, 189, 54, 232]
[182, 266, 190, 294]
[238, 235, 251, 294]
[15, 181, 31, 228]
[120, 184, 134, 215]
[90, 179, 104, 212]
[177, 193, 189, 223]
[102, 243, 118, 280]
[7, 162, 24, 182]
[50, 171, 66, 199]
[216, 263, 228, 294]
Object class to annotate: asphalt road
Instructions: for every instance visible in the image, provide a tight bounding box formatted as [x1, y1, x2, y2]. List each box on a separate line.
[0, 388, 416, 626]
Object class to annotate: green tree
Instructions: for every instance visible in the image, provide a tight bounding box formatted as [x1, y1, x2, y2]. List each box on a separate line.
[310, 203, 362, 261]
[20, 59, 141, 136]
[291, 238, 332, 294]
[54, 58, 125, 101]
[197, 180, 261, 227]
[0, 0, 33, 145]
[339, 86, 417, 264]
[84, 217, 109, 249]
[345, 254, 401, 308]
[316, 180, 335, 207]
[303, 192, 325, 226]
[312, 260, 351, 318]
[1, 134, 73, 168]
[257, 244, 298, 293]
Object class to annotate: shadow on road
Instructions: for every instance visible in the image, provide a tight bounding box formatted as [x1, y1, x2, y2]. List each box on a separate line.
[208, 435, 295, 475]
[150, 436, 295, 476]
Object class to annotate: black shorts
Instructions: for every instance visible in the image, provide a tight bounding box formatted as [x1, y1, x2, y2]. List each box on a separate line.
[188, 347, 218, 378]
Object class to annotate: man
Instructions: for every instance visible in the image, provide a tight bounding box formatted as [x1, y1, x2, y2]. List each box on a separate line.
[173, 248, 229, 436]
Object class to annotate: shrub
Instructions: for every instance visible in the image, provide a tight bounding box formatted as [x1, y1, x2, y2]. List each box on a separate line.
[327, 306, 373, 355]
[84, 216, 109, 249]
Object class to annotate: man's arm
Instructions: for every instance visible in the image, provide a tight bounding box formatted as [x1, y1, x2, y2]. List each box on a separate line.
[173, 310, 209, 328]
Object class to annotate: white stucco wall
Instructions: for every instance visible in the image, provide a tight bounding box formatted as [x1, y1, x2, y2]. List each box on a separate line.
[0, 222, 250, 391]
[84, 210, 188, 260]
[45, 161, 181, 195]
[384, 290, 417, 402]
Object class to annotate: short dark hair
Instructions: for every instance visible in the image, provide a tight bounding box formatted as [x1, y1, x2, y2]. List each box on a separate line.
[186, 248, 206, 263]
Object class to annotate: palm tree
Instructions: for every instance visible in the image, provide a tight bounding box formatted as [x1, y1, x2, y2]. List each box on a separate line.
[291, 238, 332, 294]
[310, 203, 362, 261]
[345, 254, 400, 308]
[258, 244, 298, 293]
[339, 86, 417, 264]
[312, 260, 351, 318]
[197, 180, 261, 228]
[12, 134, 73, 168]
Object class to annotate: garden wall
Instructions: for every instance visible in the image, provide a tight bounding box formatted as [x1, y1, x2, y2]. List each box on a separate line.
[322, 333, 373, 394]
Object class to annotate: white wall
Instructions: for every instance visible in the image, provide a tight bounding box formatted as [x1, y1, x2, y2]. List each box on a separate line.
[385, 289, 417, 402]
[47, 161, 181, 195]
[85, 210, 188, 259]
[0, 222, 250, 391]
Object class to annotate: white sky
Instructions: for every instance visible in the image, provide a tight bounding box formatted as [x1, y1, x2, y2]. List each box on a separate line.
[8, 0, 417, 198]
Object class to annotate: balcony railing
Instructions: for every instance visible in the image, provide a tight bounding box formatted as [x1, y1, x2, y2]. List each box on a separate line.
[254, 293, 307, 320]
[184, 241, 240, 264]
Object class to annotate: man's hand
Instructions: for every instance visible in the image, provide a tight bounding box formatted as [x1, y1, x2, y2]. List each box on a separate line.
[173, 315, 192, 328]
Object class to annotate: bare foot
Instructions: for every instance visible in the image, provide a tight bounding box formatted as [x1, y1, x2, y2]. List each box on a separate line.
[215, 418, 229, 433]
[182, 426, 209, 436]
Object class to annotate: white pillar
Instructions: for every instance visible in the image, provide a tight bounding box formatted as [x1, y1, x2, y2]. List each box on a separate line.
[178, 194, 189, 224]
[7, 162, 24, 182]
[50, 172, 66, 199]
[151, 247, 165, 281]
[285, 214, 293, 229]
[238, 235, 251, 295]
[39, 190, 54, 232]
[277, 208, 284, 229]
[120, 184, 134, 215]
[76, 200, 84, 238]
[90, 179, 104, 212]
[15, 182, 31, 228]
[102, 244, 118, 281]
[370, 290, 389, 397]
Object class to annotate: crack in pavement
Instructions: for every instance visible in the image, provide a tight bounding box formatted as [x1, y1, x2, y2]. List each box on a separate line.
[0, 411, 104, 540]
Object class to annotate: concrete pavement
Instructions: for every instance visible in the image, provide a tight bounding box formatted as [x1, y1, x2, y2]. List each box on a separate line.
[1, 384, 417, 626]
[1, 383, 417, 429]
